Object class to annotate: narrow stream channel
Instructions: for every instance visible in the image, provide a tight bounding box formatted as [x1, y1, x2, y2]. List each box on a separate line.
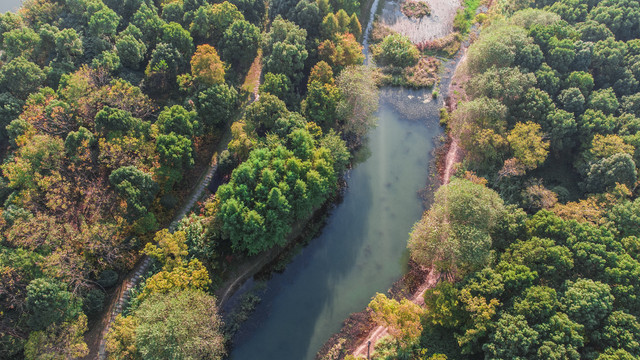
[228, 0, 460, 358]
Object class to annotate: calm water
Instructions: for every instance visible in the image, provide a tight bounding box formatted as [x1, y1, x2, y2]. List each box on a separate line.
[227, 0, 465, 355]
[0, 0, 22, 13]
[229, 87, 443, 359]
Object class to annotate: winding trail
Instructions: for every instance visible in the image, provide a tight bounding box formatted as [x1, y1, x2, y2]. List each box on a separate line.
[442, 138, 461, 185]
[95, 158, 219, 360]
[349, 3, 478, 356]
[92, 62, 263, 360]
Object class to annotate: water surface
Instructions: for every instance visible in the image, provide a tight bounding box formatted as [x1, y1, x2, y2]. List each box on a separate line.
[229, 88, 442, 360]
[381, 0, 461, 43]
[1, 0, 22, 13]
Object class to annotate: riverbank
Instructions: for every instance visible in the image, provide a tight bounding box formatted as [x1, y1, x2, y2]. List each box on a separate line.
[315, 1, 487, 357]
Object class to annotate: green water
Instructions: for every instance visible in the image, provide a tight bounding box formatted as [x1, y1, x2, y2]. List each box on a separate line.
[229, 88, 443, 360]
[0, 0, 22, 12]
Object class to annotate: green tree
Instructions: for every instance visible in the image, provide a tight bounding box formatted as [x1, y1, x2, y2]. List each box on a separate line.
[94, 106, 137, 135]
[372, 33, 419, 67]
[229, 0, 266, 24]
[483, 313, 539, 359]
[301, 80, 341, 130]
[559, 87, 586, 114]
[135, 290, 225, 360]
[535, 312, 584, 360]
[0, 57, 46, 99]
[161, 1, 184, 23]
[156, 105, 198, 137]
[54, 28, 83, 63]
[502, 236, 574, 285]
[423, 281, 465, 329]
[513, 286, 559, 324]
[290, 0, 321, 38]
[145, 43, 184, 93]
[562, 278, 614, 331]
[196, 84, 238, 130]
[156, 133, 194, 171]
[564, 71, 594, 98]
[26, 278, 78, 331]
[89, 7, 121, 39]
[244, 93, 289, 136]
[585, 153, 637, 193]
[467, 66, 536, 107]
[588, 88, 620, 115]
[321, 13, 340, 39]
[409, 179, 505, 277]
[535, 63, 561, 97]
[546, 38, 576, 74]
[162, 22, 194, 57]
[109, 166, 159, 221]
[259, 72, 294, 105]
[2, 27, 41, 61]
[116, 34, 147, 70]
[217, 141, 336, 254]
[588, 0, 640, 41]
[600, 311, 640, 356]
[576, 20, 614, 42]
[597, 349, 637, 360]
[262, 16, 308, 85]
[591, 37, 627, 88]
[466, 24, 530, 73]
[349, 13, 362, 40]
[220, 20, 261, 71]
[92, 50, 121, 73]
[132, 3, 165, 47]
[24, 314, 88, 360]
[189, 2, 243, 44]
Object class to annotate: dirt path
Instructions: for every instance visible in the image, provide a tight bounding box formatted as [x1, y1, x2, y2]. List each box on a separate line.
[352, 270, 439, 358]
[442, 138, 461, 185]
[90, 59, 263, 360]
[93, 157, 220, 360]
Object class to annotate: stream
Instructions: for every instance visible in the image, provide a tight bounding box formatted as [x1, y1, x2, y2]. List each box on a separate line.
[228, 0, 461, 358]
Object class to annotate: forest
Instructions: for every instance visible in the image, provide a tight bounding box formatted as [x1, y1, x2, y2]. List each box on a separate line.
[360, 0, 640, 359]
[2, 0, 640, 358]
[0, 0, 373, 358]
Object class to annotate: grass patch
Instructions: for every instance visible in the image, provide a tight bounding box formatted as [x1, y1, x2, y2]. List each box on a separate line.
[453, 0, 482, 34]
[241, 49, 262, 98]
[416, 32, 462, 57]
[403, 56, 441, 88]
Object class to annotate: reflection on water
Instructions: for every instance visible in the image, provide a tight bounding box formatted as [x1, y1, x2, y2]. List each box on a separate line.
[381, 0, 461, 43]
[229, 87, 441, 360]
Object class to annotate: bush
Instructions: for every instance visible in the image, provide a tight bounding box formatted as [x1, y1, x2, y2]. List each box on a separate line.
[401, 1, 431, 18]
[372, 33, 420, 68]
[83, 289, 106, 316]
[98, 270, 119, 288]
